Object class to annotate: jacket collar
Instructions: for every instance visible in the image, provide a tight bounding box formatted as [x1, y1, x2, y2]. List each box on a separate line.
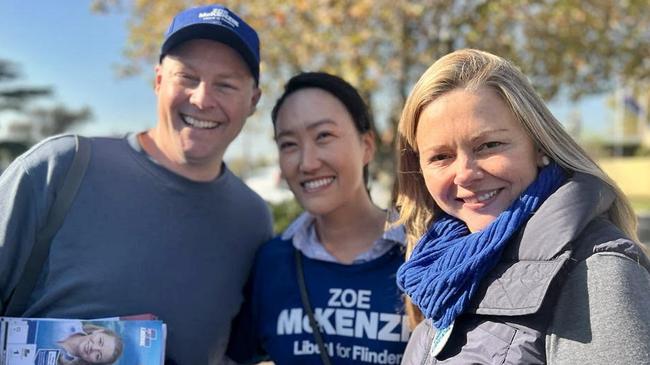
[508, 172, 615, 260]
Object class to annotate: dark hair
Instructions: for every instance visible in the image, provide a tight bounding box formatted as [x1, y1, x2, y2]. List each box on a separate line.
[271, 72, 375, 185]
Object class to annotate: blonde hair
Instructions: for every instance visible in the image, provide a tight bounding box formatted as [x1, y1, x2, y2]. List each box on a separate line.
[395, 49, 641, 323]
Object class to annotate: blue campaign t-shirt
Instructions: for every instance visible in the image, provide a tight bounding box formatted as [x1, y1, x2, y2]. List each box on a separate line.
[228, 237, 410, 365]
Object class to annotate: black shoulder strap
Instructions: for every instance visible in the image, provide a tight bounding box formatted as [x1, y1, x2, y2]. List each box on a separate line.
[294, 248, 332, 365]
[3, 135, 91, 316]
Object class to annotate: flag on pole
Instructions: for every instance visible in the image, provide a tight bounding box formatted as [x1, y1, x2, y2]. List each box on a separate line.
[624, 94, 642, 116]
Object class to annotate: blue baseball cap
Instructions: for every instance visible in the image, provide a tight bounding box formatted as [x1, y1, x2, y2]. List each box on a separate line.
[160, 4, 260, 83]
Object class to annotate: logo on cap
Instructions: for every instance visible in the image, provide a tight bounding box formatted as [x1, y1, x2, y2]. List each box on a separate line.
[198, 8, 239, 28]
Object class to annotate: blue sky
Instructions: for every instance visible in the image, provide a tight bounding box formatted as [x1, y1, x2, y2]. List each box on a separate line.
[0, 2, 155, 135]
[0, 2, 614, 161]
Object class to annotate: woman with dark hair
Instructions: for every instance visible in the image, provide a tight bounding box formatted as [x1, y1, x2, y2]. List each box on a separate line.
[227, 72, 409, 364]
[395, 49, 650, 364]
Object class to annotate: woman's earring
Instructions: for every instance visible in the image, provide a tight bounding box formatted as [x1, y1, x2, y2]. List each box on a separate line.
[541, 155, 550, 166]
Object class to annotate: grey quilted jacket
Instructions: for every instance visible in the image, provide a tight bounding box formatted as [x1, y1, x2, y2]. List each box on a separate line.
[401, 173, 650, 364]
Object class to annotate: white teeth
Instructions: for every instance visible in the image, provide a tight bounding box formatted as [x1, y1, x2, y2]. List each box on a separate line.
[462, 190, 498, 204]
[303, 177, 334, 190]
[476, 190, 498, 202]
[183, 115, 221, 129]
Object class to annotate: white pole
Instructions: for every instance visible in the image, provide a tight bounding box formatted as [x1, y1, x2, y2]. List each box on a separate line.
[615, 77, 624, 157]
[640, 83, 649, 146]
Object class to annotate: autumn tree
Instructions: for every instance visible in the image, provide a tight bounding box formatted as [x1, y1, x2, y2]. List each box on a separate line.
[93, 0, 650, 172]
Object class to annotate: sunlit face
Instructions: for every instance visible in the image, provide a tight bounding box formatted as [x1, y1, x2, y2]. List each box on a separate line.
[416, 87, 543, 232]
[154, 39, 260, 173]
[75, 331, 117, 363]
[275, 88, 374, 217]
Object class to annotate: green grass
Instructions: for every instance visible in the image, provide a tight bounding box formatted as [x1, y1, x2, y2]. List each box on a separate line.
[269, 199, 303, 234]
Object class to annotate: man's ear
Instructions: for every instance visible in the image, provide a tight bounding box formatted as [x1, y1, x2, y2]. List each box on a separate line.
[248, 87, 262, 116]
[154, 65, 163, 94]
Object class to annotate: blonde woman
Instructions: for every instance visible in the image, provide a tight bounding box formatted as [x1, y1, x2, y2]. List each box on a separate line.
[395, 49, 650, 364]
[56, 323, 123, 365]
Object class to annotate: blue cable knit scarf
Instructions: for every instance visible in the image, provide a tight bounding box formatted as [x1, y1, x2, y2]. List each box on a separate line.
[396, 163, 566, 329]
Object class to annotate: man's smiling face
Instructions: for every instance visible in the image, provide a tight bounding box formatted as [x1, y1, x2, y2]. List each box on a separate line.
[154, 38, 260, 173]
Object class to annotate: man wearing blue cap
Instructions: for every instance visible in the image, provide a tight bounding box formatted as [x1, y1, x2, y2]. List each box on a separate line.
[0, 5, 272, 365]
